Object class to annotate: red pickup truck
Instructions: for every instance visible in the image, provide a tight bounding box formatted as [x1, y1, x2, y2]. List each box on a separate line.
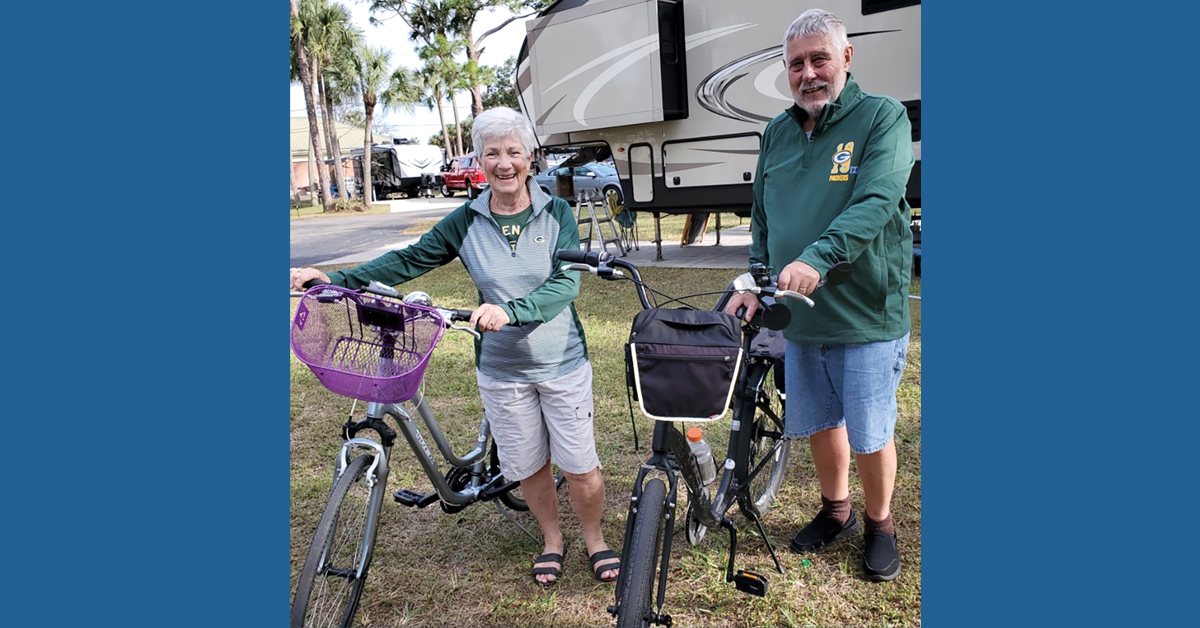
[439, 153, 488, 199]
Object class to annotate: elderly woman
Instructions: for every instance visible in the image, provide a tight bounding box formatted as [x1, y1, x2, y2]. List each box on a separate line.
[290, 107, 619, 586]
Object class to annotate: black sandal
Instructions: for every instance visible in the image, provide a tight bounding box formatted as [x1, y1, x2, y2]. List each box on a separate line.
[531, 552, 563, 587]
[587, 549, 621, 582]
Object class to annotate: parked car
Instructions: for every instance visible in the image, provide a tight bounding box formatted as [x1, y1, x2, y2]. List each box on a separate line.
[534, 162, 623, 203]
[440, 153, 488, 199]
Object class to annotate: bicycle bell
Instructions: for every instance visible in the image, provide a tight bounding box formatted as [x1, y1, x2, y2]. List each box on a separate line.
[404, 291, 432, 307]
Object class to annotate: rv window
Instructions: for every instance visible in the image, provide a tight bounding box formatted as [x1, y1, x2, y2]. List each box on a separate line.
[862, 0, 919, 16]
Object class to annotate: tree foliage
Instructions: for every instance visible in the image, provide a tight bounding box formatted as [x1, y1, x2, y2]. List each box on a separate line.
[481, 56, 519, 110]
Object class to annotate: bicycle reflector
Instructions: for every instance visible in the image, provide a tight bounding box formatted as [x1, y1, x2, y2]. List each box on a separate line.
[732, 569, 768, 597]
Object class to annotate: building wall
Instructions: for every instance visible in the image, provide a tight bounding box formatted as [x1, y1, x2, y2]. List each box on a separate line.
[292, 157, 356, 190]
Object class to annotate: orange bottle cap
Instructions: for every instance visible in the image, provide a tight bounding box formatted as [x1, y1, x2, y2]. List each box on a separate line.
[686, 426, 703, 442]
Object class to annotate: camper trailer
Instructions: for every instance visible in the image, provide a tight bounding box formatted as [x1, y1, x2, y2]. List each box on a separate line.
[351, 143, 446, 200]
[517, 0, 920, 215]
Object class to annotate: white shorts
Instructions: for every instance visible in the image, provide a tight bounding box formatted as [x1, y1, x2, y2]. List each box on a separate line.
[476, 361, 600, 481]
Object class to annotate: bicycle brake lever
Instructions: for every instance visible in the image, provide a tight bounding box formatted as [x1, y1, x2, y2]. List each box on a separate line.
[449, 323, 482, 340]
[774, 290, 815, 308]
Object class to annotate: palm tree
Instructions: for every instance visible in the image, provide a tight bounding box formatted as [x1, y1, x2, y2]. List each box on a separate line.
[420, 34, 466, 157]
[356, 44, 418, 208]
[300, 0, 360, 203]
[367, 1, 551, 116]
[291, 0, 331, 211]
[324, 48, 365, 199]
[417, 63, 454, 157]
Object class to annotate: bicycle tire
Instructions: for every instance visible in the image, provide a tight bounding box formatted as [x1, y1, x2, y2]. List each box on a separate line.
[616, 478, 667, 628]
[744, 361, 790, 520]
[291, 454, 381, 628]
[488, 443, 529, 512]
[489, 441, 565, 512]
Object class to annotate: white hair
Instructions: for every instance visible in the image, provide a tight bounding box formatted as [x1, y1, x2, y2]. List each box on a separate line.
[471, 106, 537, 156]
[783, 8, 849, 57]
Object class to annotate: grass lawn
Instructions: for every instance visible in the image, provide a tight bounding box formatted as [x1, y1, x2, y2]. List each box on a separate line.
[291, 201, 391, 219]
[290, 263, 922, 627]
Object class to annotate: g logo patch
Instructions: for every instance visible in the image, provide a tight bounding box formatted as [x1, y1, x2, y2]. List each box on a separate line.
[534, 235, 547, 244]
[830, 142, 855, 175]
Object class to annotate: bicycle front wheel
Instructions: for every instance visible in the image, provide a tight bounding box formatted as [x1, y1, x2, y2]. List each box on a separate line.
[291, 454, 381, 628]
[616, 478, 667, 628]
[744, 361, 790, 519]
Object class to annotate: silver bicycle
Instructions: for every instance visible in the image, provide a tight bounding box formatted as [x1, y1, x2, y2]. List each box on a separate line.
[289, 281, 562, 628]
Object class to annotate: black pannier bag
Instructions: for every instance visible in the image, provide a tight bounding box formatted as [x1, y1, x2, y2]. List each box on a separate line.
[626, 308, 743, 421]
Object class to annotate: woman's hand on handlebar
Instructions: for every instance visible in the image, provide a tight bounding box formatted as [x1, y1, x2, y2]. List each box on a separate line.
[290, 267, 331, 291]
[469, 303, 510, 333]
[724, 291, 759, 322]
[778, 261, 820, 296]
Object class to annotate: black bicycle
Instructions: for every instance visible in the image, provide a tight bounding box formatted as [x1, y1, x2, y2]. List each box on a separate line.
[557, 249, 849, 627]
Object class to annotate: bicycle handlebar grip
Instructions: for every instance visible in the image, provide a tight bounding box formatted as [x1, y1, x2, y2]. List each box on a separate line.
[302, 278, 330, 289]
[555, 248, 610, 266]
[451, 309, 474, 322]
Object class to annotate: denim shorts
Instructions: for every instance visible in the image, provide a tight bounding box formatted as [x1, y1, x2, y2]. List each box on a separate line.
[783, 333, 910, 454]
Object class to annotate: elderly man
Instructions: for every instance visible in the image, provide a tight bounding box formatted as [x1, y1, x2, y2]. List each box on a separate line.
[724, 8, 915, 581]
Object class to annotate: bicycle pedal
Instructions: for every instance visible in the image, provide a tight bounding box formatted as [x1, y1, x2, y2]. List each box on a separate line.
[732, 569, 768, 597]
[392, 489, 438, 508]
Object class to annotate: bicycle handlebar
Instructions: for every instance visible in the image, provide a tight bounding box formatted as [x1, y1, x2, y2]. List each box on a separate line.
[557, 249, 852, 322]
[290, 282, 482, 339]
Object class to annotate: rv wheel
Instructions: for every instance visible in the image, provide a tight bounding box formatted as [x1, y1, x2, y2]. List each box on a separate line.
[441, 183, 453, 197]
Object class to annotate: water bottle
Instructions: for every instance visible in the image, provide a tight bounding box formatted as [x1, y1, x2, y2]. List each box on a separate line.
[686, 426, 717, 486]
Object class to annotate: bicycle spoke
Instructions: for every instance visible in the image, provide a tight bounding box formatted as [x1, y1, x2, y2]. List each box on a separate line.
[306, 473, 371, 627]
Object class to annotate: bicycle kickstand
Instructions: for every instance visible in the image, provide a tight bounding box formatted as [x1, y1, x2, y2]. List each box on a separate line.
[744, 507, 785, 575]
[493, 500, 540, 546]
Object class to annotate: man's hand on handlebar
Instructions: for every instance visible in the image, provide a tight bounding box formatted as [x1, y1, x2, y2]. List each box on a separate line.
[469, 303, 510, 333]
[724, 292, 760, 322]
[778, 261, 821, 296]
[291, 267, 331, 291]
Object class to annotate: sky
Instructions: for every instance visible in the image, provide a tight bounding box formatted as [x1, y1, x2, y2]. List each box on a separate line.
[290, 2, 535, 144]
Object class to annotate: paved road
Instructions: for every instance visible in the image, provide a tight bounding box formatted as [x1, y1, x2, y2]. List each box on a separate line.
[291, 196, 756, 270]
[290, 198, 460, 267]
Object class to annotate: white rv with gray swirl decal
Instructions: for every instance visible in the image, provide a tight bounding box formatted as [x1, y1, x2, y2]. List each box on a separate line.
[517, 0, 920, 215]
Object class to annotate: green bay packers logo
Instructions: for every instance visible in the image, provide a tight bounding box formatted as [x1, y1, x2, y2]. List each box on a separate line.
[534, 235, 547, 244]
[829, 141, 855, 181]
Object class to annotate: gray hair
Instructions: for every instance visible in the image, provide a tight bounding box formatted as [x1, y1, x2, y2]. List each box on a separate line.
[783, 9, 849, 56]
[471, 106, 537, 156]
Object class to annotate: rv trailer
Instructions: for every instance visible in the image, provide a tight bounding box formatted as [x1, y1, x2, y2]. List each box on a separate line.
[351, 143, 446, 200]
[517, 0, 920, 216]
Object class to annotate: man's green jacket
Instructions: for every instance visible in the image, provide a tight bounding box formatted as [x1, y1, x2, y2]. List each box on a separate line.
[750, 75, 914, 344]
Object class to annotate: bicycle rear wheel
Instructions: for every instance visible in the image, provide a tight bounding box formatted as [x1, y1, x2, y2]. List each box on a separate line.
[744, 361, 790, 519]
[489, 441, 565, 512]
[616, 478, 667, 628]
[291, 454, 381, 628]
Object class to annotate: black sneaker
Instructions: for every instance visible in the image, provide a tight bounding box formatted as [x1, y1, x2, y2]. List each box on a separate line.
[789, 509, 860, 552]
[862, 530, 901, 581]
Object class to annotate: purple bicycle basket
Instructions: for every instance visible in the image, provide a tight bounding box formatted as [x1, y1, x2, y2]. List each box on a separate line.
[291, 285, 446, 403]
